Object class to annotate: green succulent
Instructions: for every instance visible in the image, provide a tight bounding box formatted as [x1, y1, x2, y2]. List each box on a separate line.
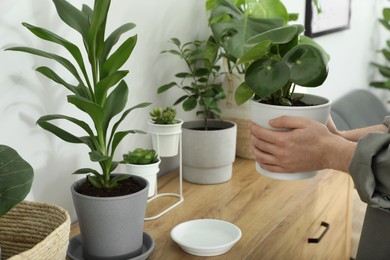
[122, 148, 159, 165]
[150, 106, 179, 125]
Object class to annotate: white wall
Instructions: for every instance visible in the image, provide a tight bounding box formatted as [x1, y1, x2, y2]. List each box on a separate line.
[0, 0, 382, 220]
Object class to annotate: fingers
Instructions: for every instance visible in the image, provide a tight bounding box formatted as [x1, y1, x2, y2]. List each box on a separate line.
[268, 116, 311, 129]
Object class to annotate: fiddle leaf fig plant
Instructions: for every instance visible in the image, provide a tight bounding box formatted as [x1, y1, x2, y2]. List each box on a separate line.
[157, 36, 226, 130]
[6, 0, 151, 189]
[0, 145, 34, 217]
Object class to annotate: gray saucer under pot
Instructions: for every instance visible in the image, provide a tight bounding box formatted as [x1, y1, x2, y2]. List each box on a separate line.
[182, 120, 237, 184]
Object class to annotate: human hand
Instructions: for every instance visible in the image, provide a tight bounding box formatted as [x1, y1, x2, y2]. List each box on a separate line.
[250, 116, 354, 173]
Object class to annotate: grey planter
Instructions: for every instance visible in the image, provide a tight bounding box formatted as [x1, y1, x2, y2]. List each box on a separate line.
[71, 175, 149, 260]
[182, 120, 237, 184]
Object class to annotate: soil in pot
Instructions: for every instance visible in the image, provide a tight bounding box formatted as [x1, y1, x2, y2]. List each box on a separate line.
[75, 177, 144, 197]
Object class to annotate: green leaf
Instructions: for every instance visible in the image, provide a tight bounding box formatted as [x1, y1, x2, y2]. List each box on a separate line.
[53, 0, 89, 38]
[101, 35, 137, 78]
[283, 44, 328, 87]
[183, 97, 198, 111]
[36, 66, 88, 98]
[246, 25, 299, 47]
[89, 151, 110, 162]
[245, 59, 290, 98]
[6, 47, 84, 85]
[234, 82, 254, 105]
[22, 22, 89, 82]
[236, 40, 271, 65]
[67, 95, 104, 132]
[111, 130, 144, 156]
[100, 23, 136, 64]
[95, 70, 129, 104]
[209, 0, 284, 60]
[37, 114, 96, 145]
[0, 145, 34, 217]
[102, 80, 129, 134]
[157, 82, 177, 94]
[87, 175, 103, 188]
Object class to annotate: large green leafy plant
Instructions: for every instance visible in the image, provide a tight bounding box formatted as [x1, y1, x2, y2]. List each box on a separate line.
[6, 0, 150, 189]
[207, 0, 329, 106]
[0, 145, 34, 216]
[370, 7, 390, 90]
[157, 37, 226, 130]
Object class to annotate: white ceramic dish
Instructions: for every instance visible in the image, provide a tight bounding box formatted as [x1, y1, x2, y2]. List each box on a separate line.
[170, 219, 241, 256]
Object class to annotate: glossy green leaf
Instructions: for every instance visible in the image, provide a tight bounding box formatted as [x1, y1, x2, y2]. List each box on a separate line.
[234, 82, 254, 105]
[53, 0, 89, 37]
[157, 82, 177, 94]
[236, 40, 271, 65]
[101, 35, 137, 78]
[22, 22, 88, 80]
[67, 95, 104, 131]
[209, 0, 283, 60]
[246, 25, 299, 46]
[100, 23, 136, 64]
[6, 47, 84, 85]
[183, 97, 198, 111]
[102, 80, 128, 134]
[36, 66, 86, 97]
[0, 145, 34, 217]
[37, 114, 96, 145]
[245, 59, 290, 97]
[283, 44, 328, 87]
[95, 70, 129, 104]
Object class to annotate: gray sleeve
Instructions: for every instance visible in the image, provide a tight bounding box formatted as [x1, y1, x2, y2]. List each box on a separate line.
[349, 118, 390, 211]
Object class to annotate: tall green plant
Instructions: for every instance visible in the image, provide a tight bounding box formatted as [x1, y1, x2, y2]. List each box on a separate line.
[370, 7, 390, 90]
[6, 0, 150, 189]
[157, 37, 226, 130]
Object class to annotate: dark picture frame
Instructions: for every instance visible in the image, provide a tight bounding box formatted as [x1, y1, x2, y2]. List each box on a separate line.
[305, 0, 351, 37]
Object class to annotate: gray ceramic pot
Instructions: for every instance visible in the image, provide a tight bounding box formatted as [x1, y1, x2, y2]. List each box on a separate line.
[71, 175, 149, 260]
[182, 120, 237, 184]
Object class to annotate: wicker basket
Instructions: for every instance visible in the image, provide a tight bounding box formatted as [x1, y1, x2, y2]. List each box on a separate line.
[0, 201, 70, 260]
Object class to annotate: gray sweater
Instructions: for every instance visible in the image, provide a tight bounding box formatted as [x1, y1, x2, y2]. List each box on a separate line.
[349, 117, 390, 259]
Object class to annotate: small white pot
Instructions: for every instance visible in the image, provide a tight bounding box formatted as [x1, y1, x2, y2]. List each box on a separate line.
[148, 119, 183, 157]
[251, 93, 332, 180]
[125, 160, 161, 197]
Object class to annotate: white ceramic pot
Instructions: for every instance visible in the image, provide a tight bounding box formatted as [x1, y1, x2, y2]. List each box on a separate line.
[182, 120, 237, 184]
[147, 119, 183, 157]
[125, 159, 161, 197]
[251, 93, 332, 180]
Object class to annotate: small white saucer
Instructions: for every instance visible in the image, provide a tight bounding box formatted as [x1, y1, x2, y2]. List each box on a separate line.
[67, 232, 154, 260]
[171, 219, 241, 256]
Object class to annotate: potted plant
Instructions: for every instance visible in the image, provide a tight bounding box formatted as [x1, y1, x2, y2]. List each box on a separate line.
[122, 148, 160, 198]
[6, 0, 153, 259]
[229, 3, 331, 180]
[147, 106, 183, 157]
[157, 37, 237, 184]
[206, 0, 299, 160]
[0, 145, 70, 259]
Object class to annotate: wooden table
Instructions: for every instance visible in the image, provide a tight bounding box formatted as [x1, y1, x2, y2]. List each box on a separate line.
[70, 157, 352, 259]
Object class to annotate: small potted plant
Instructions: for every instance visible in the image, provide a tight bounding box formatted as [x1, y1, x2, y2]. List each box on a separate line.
[157, 37, 237, 184]
[147, 106, 183, 157]
[0, 145, 70, 259]
[6, 0, 153, 258]
[122, 148, 160, 198]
